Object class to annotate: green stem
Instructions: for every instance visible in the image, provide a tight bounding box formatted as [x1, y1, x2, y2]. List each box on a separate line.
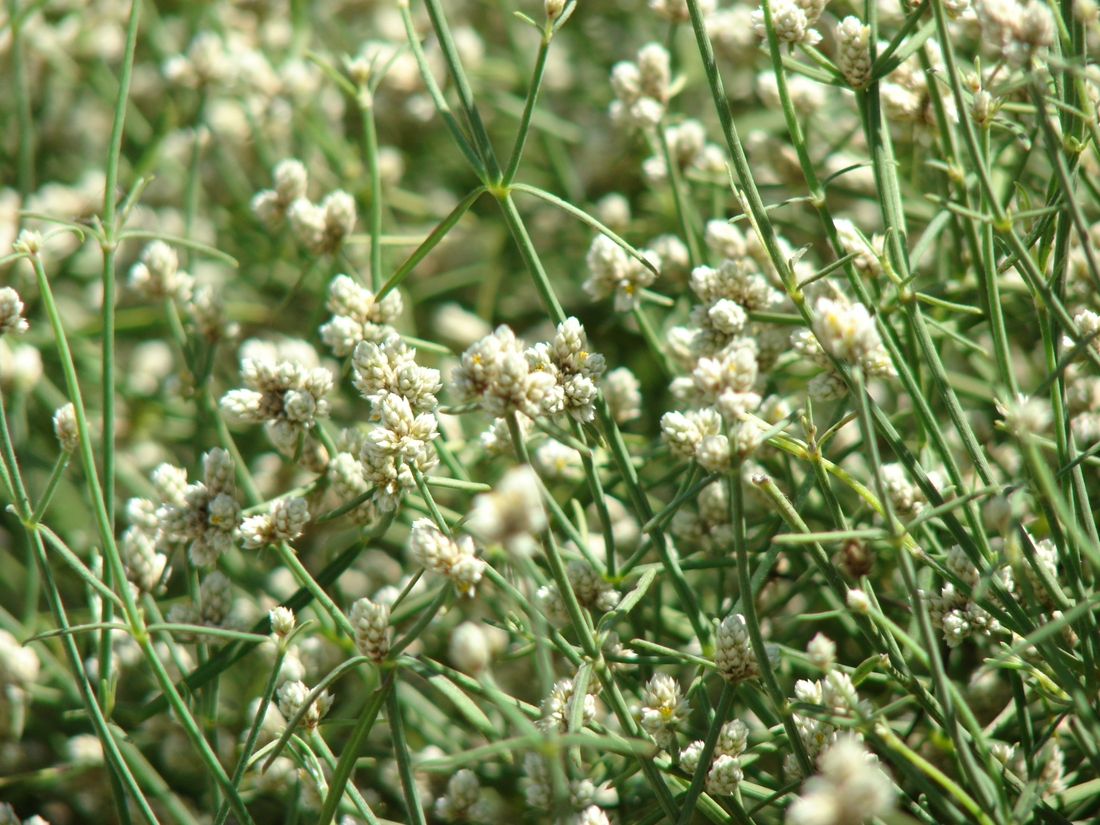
[273, 540, 356, 640]
[9, 2, 34, 197]
[730, 465, 814, 778]
[29, 450, 71, 526]
[316, 669, 395, 825]
[502, 34, 551, 186]
[388, 685, 429, 825]
[361, 92, 384, 291]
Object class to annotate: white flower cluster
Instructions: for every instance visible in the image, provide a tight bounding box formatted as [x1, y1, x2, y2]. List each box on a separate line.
[220, 343, 333, 441]
[407, 518, 486, 597]
[833, 219, 883, 280]
[0, 287, 29, 336]
[923, 546, 1009, 647]
[752, 0, 825, 47]
[671, 479, 735, 555]
[881, 463, 943, 519]
[836, 18, 872, 90]
[660, 346, 767, 472]
[680, 719, 750, 796]
[533, 439, 584, 483]
[465, 465, 547, 557]
[880, 42, 956, 128]
[276, 679, 333, 730]
[785, 736, 895, 825]
[566, 560, 621, 612]
[358, 392, 440, 512]
[351, 332, 443, 417]
[251, 159, 308, 228]
[452, 318, 606, 422]
[119, 519, 170, 595]
[521, 753, 600, 813]
[349, 597, 390, 662]
[603, 366, 643, 424]
[975, 0, 1054, 60]
[714, 613, 778, 684]
[434, 769, 485, 822]
[326, 447, 375, 524]
[538, 676, 596, 733]
[608, 43, 671, 130]
[669, 227, 786, 365]
[0, 629, 40, 736]
[787, 652, 869, 775]
[790, 296, 895, 399]
[52, 403, 79, 453]
[321, 275, 404, 356]
[154, 449, 241, 567]
[240, 496, 310, 548]
[166, 570, 234, 638]
[1019, 534, 1059, 609]
[128, 241, 194, 302]
[642, 120, 729, 187]
[639, 672, 690, 750]
[252, 159, 356, 254]
[584, 235, 660, 313]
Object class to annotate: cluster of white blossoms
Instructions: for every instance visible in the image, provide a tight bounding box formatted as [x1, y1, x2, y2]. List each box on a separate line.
[583, 234, 661, 313]
[714, 613, 778, 684]
[881, 463, 942, 520]
[538, 676, 597, 733]
[532, 438, 584, 483]
[349, 597, 390, 662]
[835, 17, 872, 90]
[647, 0, 714, 23]
[569, 560, 621, 611]
[240, 496, 311, 548]
[789, 295, 895, 400]
[923, 546, 1009, 647]
[0, 287, 28, 337]
[642, 119, 729, 187]
[220, 341, 334, 443]
[406, 518, 486, 597]
[608, 42, 671, 130]
[832, 219, 884, 279]
[351, 332, 441, 415]
[52, 404, 79, 453]
[785, 736, 895, 825]
[975, 0, 1055, 61]
[680, 719, 750, 796]
[251, 158, 357, 255]
[166, 570, 234, 638]
[671, 479, 735, 555]
[154, 448, 241, 567]
[466, 465, 547, 557]
[787, 638, 870, 776]
[639, 672, 690, 749]
[452, 318, 607, 423]
[320, 275, 404, 356]
[128, 240, 194, 302]
[752, 0, 825, 47]
[119, 517, 170, 595]
[521, 753, 601, 814]
[603, 367, 643, 424]
[660, 349, 767, 473]
[355, 392, 440, 511]
[879, 41, 956, 128]
[0, 629, 39, 739]
[434, 769, 486, 822]
[251, 159, 308, 228]
[276, 679, 333, 730]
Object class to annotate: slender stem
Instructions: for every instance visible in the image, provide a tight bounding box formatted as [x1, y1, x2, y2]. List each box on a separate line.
[730, 464, 814, 777]
[212, 646, 287, 825]
[675, 682, 735, 825]
[502, 34, 551, 186]
[274, 541, 356, 640]
[657, 124, 701, 268]
[9, 2, 34, 197]
[29, 450, 72, 526]
[387, 685, 429, 825]
[316, 669, 395, 825]
[360, 92, 384, 291]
